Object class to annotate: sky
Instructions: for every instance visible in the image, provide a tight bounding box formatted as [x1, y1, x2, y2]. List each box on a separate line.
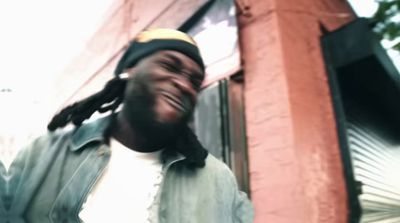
[0, 0, 114, 97]
[347, 0, 379, 17]
[0, 0, 114, 160]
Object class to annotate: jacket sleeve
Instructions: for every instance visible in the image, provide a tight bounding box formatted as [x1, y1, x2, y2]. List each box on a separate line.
[215, 157, 254, 223]
[233, 189, 254, 223]
[6, 134, 54, 213]
[0, 162, 7, 216]
[7, 136, 44, 196]
[220, 163, 254, 223]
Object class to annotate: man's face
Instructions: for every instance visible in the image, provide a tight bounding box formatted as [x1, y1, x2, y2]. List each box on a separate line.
[122, 50, 204, 130]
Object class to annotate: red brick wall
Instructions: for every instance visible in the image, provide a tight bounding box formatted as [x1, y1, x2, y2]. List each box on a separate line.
[237, 0, 355, 222]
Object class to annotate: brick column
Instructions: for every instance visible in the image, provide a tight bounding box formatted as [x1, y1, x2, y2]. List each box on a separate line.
[237, 0, 355, 222]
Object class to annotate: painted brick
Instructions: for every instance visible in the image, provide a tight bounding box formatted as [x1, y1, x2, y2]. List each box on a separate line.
[238, 0, 355, 222]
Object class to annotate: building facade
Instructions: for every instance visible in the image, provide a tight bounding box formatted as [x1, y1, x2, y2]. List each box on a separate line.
[49, 0, 400, 222]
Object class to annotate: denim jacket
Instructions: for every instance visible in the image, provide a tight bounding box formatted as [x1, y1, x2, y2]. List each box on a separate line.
[4, 116, 254, 223]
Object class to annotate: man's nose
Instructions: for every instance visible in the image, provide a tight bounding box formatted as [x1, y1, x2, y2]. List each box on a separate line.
[172, 76, 197, 101]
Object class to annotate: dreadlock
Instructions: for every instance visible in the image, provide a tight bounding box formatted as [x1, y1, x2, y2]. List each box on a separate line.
[47, 76, 208, 168]
[172, 125, 208, 168]
[47, 76, 127, 131]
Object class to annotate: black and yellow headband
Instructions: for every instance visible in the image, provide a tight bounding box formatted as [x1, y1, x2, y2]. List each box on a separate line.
[114, 28, 204, 75]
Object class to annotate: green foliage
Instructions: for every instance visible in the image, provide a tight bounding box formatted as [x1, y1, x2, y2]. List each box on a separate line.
[371, 0, 400, 51]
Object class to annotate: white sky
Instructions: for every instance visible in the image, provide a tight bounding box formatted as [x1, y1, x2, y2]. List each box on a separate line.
[0, 0, 114, 96]
[347, 0, 379, 17]
[0, 0, 114, 159]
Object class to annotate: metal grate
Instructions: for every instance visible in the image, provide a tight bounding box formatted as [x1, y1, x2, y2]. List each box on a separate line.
[347, 116, 400, 223]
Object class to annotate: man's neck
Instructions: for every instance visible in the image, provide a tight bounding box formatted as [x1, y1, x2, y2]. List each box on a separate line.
[111, 114, 165, 153]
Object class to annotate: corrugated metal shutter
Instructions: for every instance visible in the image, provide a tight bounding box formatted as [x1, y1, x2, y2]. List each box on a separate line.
[346, 114, 400, 223]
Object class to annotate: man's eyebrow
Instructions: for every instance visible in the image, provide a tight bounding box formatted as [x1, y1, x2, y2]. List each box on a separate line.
[162, 52, 182, 67]
[162, 52, 204, 78]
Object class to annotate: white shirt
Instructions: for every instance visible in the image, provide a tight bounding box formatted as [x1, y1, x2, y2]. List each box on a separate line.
[79, 138, 164, 223]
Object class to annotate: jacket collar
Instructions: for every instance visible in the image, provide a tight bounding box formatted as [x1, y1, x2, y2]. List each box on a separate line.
[70, 115, 112, 151]
[68, 115, 186, 165]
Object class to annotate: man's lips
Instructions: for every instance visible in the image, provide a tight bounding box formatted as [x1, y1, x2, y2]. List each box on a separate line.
[159, 90, 191, 112]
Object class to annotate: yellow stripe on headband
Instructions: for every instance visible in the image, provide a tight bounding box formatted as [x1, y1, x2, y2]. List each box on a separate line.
[135, 28, 197, 46]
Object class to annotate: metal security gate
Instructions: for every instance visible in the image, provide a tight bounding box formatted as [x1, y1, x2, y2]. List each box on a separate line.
[346, 111, 400, 222]
[322, 19, 400, 222]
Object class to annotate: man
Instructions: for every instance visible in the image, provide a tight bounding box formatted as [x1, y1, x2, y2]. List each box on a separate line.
[6, 28, 253, 223]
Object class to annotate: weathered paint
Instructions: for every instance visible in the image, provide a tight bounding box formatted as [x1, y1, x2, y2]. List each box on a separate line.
[237, 0, 355, 222]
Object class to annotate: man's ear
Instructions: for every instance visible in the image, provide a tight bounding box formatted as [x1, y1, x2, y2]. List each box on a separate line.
[121, 67, 137, 78]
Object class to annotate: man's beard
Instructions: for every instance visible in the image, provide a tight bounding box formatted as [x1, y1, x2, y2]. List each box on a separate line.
[121, 76, 193, 145]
